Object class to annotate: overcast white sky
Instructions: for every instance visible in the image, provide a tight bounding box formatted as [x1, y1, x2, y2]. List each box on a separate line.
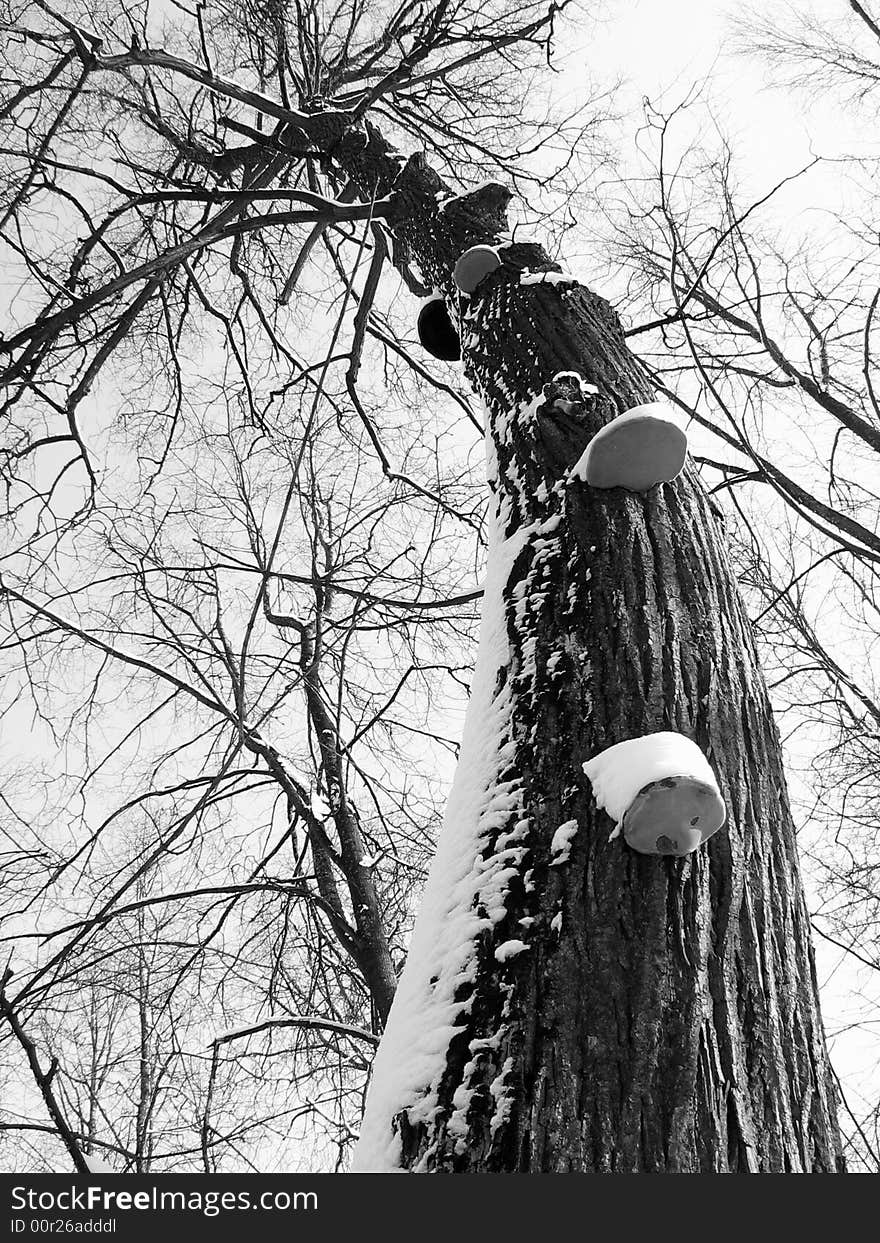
[578, 0, 876, 211]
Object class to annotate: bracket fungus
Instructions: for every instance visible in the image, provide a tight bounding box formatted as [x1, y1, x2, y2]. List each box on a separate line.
[572, 401, 688, 492]
[453, 245, 502, 294]
[417, 296, 461, 361]
[582, 731, 726, 857]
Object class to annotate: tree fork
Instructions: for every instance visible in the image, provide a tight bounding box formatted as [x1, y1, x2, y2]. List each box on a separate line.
[308, 116, 843, 1172]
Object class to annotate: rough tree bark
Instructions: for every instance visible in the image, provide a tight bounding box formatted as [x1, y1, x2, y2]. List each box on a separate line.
[309, 116, 842, 1171]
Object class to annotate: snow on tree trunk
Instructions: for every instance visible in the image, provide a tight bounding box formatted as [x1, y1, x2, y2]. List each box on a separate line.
[320, 121, 844, 1173]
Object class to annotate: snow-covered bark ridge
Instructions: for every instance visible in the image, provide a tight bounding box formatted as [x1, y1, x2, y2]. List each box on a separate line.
[353, 491, 529, 1171]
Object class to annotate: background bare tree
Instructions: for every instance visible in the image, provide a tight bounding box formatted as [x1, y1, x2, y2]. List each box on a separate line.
[1, 0, 599, 1170]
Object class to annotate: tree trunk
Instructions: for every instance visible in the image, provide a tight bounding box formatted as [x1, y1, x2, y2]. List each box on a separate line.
[318, 121, 844, 1172]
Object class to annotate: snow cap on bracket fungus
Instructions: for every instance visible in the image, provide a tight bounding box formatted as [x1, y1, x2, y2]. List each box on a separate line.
[572, 400, 688, 492]
[582, 731, 726, 857]
[453, 244, 502, 294]
[417, 295, 461, 361]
